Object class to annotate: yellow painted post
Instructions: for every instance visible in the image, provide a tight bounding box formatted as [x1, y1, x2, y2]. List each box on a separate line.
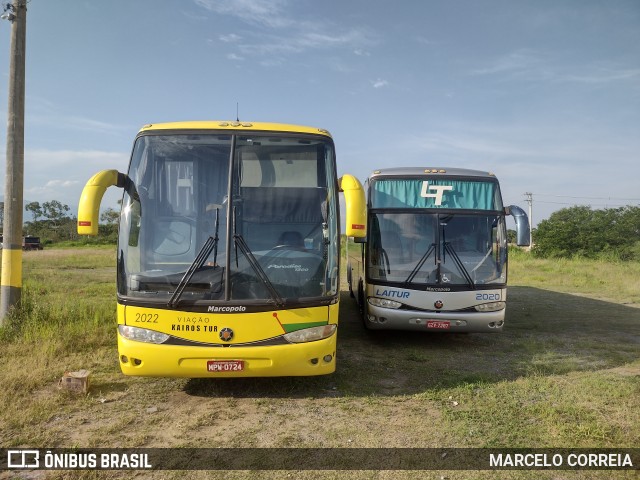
[0, 0, 27, 323]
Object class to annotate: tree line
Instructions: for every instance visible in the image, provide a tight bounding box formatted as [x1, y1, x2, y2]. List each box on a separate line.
[532, 205, 640, 261]
[3, 200, 639, 259]
[0, 200, 119, 246]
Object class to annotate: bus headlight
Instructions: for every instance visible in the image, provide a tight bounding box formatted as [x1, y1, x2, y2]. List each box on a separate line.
[283, 324, 336, 343]
[475, 302, 506, 312]
[118, 325, 170, 344]
[368, 297, 402, 309]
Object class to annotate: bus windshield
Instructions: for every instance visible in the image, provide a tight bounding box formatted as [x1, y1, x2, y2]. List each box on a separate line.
[367, 212, 507, 287]
[117, 132, 339, 306]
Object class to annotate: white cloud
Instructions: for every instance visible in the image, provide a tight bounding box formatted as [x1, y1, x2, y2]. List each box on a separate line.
[27, 149, 128, 167]
[259, 58, 284, 67]
[14, 149, 130, 212]
[415, 35, 436, 46]
[561, 66, 640, 85]
[405, 122, 639, 166]
[44, 180, 80, 188]
[470, 49, 545, 78]
[181, 11, 208, 21]
[220, 33, 242, 43]
[371, 78, 389, 89]
[196, 0, 376, 60]
[236, 27, 374, 57]
[26, 96, 132, 136]
[471, 50, 640, 86]
[194, 0, 290, 28]
[29, 112, 130, 136]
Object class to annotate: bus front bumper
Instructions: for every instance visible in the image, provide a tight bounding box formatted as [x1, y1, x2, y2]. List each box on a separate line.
[365, 305, 505, 333]
[117, 332, 337, 377]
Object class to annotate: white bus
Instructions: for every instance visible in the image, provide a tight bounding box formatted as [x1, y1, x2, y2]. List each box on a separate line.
[347, 167, 530, 333]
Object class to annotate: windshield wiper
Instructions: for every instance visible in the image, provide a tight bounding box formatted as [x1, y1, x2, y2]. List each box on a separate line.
[443, 242, 475, 288]
[168, 209, 221, 308]
[404, 243, 436, 285]
[233, 233, 285, 307]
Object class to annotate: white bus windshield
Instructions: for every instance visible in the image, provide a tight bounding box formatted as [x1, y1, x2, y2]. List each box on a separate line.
[367, 212, 507, 287]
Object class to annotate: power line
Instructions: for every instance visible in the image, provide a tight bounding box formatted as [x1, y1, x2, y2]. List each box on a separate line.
[524, 192, 533, 247]
[535, 200, 636, 207]
[522, 192, 639, 232]
[534, 193, 640, 201]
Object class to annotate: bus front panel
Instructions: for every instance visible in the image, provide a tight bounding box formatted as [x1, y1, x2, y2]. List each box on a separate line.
[364, 284, 507, 332]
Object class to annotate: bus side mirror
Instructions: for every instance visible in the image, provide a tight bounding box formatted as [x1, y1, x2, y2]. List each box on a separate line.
[78, 170, 127, 236]
[505, 205, 530, 246]
[339, 174, 367, 239]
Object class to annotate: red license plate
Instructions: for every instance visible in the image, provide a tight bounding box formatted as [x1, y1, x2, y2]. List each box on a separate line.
[426, 320, 450, 330]
[207, 360, 245, 372]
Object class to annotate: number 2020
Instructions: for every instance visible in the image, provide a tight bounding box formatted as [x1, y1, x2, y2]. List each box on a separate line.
[476, 293, 500, 301]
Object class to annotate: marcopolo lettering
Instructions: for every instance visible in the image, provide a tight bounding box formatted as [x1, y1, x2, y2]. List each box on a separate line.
[267, 263, 309, 272]
[207, 306, 247, 313]
[375, 288, 410, 299]
[426, 287, 451, 292]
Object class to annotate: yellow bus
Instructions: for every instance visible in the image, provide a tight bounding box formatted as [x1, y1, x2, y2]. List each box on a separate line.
[78, 121, 366, 377]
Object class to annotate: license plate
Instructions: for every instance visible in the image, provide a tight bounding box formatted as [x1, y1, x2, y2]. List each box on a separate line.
[426, 320, 450, 330]
[207, 360, 244, 372]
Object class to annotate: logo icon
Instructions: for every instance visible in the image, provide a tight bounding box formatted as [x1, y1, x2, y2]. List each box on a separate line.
[7, 450, 40, 469]
[219, 328, 234, 342]
[434, 300, 444, 309]
[420, 181, 453, 206]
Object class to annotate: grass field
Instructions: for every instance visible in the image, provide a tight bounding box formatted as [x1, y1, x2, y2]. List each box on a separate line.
[0, 247, 638, 479]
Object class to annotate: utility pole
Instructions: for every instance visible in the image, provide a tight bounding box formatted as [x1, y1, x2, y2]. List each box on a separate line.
[524, 192, 533, 249]
[0, 0, 27, 324]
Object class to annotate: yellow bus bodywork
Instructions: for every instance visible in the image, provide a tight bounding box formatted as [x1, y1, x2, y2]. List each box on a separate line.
[78, 121, 366, 377]
[117, 303, 340, 377]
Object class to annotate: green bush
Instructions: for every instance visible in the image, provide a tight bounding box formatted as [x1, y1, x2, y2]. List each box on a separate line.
[533, 206, 640, 261]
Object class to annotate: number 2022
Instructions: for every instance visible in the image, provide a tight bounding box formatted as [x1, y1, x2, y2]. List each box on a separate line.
[135, 313, 159, 323]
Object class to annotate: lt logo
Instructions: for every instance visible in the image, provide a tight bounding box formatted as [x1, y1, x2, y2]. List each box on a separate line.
[420, 182, 453, 206]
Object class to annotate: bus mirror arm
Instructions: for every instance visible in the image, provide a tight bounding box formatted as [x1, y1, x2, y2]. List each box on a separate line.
[78, 169, 128, 236]
[505, 205, 531, 247]
[339, 174, 367, 239]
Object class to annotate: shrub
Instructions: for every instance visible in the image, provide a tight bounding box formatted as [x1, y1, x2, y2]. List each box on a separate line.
[533, 206, 640, 260]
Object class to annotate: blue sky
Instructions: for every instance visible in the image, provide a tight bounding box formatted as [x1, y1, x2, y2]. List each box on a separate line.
[1, 0, 639, 226]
